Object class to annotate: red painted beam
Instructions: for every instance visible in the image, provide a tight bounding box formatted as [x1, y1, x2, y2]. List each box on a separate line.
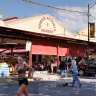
[57, 43, 59, 70]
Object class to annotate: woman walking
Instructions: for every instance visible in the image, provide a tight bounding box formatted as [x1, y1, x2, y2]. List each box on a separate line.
[12, 56, 34, 96]
[67, 59, 82, 87]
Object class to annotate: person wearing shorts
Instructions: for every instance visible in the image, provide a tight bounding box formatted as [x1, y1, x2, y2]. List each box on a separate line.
[12, 56, 34, 96]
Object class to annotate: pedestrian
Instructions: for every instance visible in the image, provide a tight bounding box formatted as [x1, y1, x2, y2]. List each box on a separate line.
[53, 60, 57, 73]
[65, 58, 69, 70]
[12, 56, 34, 96]
[67, 59, 82, 87]
[50, 60, 54, 73]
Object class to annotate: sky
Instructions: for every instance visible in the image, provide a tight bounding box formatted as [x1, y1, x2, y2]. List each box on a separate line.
[0, 0, 96, 34]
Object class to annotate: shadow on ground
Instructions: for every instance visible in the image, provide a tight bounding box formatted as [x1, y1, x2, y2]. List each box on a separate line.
[0, 77, 96, 96]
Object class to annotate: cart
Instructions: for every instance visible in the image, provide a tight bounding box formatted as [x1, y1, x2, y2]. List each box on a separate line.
[56, 70, 68, 87]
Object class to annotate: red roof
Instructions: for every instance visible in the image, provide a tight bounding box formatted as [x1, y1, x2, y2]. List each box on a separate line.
[3, 17, 18, 21]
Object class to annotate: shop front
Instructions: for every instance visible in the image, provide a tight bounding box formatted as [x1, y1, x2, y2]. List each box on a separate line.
[0, 14, 96, 74]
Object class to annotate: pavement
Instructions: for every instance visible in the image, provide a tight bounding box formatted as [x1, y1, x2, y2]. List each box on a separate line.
[0, 73, 96, 96]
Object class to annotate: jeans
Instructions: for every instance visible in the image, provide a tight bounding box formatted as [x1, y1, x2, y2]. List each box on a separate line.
[72, 72, 81, 86]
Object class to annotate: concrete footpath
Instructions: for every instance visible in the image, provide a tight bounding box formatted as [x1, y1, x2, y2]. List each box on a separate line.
[0, 73, 96, 96]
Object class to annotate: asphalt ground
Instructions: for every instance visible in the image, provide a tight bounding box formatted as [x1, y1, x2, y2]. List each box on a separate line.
[0, 74, 96, 96]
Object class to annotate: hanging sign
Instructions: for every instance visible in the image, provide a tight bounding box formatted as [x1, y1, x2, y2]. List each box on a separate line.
[90, 22, 95, 38]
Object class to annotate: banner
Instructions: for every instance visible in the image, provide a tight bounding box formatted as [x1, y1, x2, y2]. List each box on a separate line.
[90, 22, 95, 38]
[26, 41, 32, 51]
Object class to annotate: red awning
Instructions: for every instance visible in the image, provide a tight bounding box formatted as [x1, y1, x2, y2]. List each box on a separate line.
[32, 37, 57, 55]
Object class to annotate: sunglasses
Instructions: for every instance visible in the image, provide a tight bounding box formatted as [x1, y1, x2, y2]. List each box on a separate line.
[17, 58, 22, 60]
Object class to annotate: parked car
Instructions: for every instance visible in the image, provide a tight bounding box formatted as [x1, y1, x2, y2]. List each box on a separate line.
[78, 60, 96, 76]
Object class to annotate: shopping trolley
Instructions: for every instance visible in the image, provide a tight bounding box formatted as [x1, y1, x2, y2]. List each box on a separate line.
[56, 70, 68, 87]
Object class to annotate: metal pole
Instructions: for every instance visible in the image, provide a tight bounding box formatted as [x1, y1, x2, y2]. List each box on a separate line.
[88, 4, 90, 65]
[56, 40, 59, 70]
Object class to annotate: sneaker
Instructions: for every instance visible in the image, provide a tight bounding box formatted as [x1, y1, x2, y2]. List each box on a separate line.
[79, 84, 82, 88]
[65, 83, 68, 86]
